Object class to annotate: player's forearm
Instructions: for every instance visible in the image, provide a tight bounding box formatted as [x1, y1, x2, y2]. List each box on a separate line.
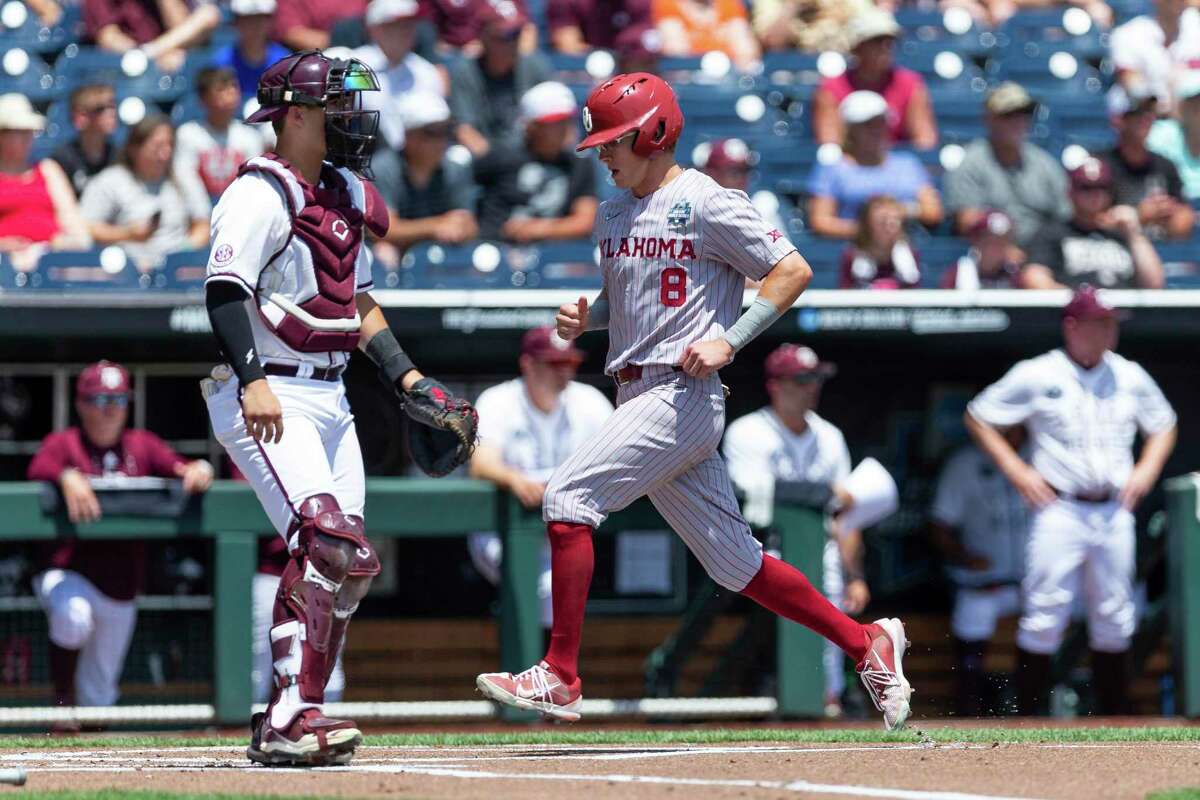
[721, 255, 809, 351]
[144, 4, 219, 57]
[837, 527, 866, 582]
[358, 295, 423, 392]
[964, 412, 1030, 480]
[1135, 426, 1177, 481]
[385, 215, 447, 247]
[205, 281, 267, 386]
[87, 221, 136, 245]
[468, 445, 521, 489]
[95, 24, 138, 52]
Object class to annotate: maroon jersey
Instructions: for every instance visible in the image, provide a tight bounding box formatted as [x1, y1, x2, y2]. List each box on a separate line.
[28, 428, 187, 600]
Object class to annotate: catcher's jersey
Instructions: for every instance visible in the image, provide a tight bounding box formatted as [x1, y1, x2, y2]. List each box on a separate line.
[594, 169, 796, 374]
[474, 378, 614, 481]
[205, 169, 375, 371]
[967, 348, 1175, 494]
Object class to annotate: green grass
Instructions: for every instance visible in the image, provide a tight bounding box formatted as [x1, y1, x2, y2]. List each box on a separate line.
[1147, 791, 1200, 800]
[2, 725, 1199, 750]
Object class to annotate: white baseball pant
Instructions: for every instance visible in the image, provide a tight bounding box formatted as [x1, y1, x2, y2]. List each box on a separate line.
[1017, 499, 1136, 654]
[33, 569, 136, 706]
[251, 572, 345, 704]
[204, 373, 366, 540]
[544, 368, 764, 592]
[821, 538, 845, 700]
[952, 585, 1021, 642]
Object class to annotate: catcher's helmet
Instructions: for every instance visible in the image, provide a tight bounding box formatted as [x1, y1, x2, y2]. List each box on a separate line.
[247, 50, 380, 178]
[576, 72, 683, 158]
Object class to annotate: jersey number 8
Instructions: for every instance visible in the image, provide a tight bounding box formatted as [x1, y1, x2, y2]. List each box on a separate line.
[660, 267, 687, 307]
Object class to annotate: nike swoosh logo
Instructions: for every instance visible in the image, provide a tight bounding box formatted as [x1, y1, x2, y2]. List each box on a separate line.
[605, 211, 622, 220]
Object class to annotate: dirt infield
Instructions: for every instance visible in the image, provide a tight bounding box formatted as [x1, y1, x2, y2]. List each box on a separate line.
[5, 739, 1199, 799]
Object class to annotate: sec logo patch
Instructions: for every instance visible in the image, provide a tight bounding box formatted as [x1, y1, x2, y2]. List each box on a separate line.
[213, 244, 234, 265]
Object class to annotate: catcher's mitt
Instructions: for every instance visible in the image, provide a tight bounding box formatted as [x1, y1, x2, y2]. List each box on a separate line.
[402, 377, 478, 477]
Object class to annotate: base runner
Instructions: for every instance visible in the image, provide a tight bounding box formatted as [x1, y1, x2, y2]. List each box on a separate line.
[476, 73, 913, 730]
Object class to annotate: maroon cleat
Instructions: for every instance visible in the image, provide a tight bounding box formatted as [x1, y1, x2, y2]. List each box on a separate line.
[246, 707, 361, 766]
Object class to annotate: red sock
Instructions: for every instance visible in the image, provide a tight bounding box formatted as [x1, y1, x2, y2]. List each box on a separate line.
[542, 522, 594, 685]
[741, 554, 872, 663]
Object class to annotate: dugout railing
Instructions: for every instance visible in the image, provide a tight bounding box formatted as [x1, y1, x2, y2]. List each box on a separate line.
[0, 479, 829, 726]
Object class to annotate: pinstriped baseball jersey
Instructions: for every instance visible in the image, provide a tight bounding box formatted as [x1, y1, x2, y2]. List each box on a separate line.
[596, 169, 796, 374]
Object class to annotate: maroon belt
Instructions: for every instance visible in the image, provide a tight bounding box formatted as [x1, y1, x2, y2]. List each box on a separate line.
[264, 363, 345, 382]
[613, 365, 682, 385]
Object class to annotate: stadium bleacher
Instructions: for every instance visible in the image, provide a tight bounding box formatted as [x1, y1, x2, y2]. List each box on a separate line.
[3, 0, 1195, 290]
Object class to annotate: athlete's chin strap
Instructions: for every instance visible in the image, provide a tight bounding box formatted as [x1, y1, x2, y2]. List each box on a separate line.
[267, 494, 380, 728]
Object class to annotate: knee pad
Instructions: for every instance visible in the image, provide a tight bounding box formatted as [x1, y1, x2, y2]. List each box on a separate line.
[335, 538, 379, 616]
[48, 596, 93, 650]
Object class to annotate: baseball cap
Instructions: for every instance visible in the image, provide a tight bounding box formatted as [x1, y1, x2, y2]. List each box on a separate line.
[521, 326, 584, 363]
[480, 1, 527, 37]
[966, 210, 1013, 239]
[230, 0, 276, 15]
[1068, 156, 1113, 190]
[519, 81, 577, 125]
[985, 82, 1036, 116]
[397, 91, 451, 130]
[1062, 284, 1126, 321]
[366, 0, 419, 27]
[840, 90, 888, 125]
[76, 360, 131, 399]
[847, 8, 901, 49]
[765, 344, 836, 381]
[1177, 70, 1200, 101]
[1106, 82, 1158, 117]
[0, 93, 46, 131]
[704, 138, 752, 170]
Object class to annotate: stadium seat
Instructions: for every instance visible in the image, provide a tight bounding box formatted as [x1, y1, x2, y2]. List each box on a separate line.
[986, 46, 1105, 96]
[21, 249, 143, 291]
[0, 3, 80, 56]
[1157, 237, 1200, 288]
[528, 240, 601, 289]
[999, 8, 1107, 62]
[160, 250, 209, 292]
[0, 48, 62, 104]
[400, 242, 511, 289]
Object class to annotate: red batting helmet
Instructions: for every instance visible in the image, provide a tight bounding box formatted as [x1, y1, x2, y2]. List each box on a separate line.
[576, 72, 684, 158]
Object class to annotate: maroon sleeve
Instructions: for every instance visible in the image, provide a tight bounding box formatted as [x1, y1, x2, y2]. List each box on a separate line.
[939, 263, 958, 289]
[83, 0, 121, 39]
[546, 0, 576, 32]
[363, 180, 390, 238]
[27, 432, 72, 482]
[837, 247, 855, 289]
[133, 430, 188, 478]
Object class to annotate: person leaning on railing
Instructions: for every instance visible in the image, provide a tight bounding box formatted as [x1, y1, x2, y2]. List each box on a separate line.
[26, 361, 213, 721]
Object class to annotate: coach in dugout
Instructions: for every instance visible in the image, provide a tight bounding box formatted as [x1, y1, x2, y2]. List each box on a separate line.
[27, 361, 213, 714]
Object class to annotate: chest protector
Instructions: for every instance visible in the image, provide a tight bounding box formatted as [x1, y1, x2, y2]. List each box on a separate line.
[238, 153, 388, 353]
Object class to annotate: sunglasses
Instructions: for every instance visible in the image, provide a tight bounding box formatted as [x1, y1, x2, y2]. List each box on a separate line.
[81, 103, 116, 117]
[86, 393, 129, 408]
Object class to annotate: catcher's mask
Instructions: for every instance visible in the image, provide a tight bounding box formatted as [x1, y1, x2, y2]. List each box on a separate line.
[248, 50, 381, 179]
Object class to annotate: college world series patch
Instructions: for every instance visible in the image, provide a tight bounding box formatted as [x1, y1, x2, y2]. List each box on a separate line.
[667, 201, 692, 230]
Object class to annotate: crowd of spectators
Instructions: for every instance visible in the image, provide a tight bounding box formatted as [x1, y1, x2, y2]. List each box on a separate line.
[3, 0, 1200, 286]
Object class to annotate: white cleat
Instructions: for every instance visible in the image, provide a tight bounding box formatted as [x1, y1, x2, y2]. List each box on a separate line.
[857, 617, 913, 731]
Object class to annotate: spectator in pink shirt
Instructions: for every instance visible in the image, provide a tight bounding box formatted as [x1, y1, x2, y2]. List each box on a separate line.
[27, 361, 213, 714]
[812, 9, 938, 150]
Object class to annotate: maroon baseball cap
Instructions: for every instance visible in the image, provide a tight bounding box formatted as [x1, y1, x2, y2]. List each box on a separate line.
[1062, 284, 1127, 321]
[521, 326, 584, 363]
[480, 2, 527, 36]
[966, 210, 1013, 239]
[76, 360, 130, 398]
[705, 138, 753, 171]
[765, 344, 836, 381]
[1068, 157, 1113, 191]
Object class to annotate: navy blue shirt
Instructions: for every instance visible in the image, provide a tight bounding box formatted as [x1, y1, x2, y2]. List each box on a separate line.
[211, 43, 292, 99]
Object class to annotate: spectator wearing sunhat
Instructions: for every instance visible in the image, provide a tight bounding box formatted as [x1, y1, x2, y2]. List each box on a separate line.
[945, 82, 1072, 250]
[1100, 82, 1194, 240]
[941, 210, 1024, 289]
[354, 0, 446, 151]
[371, 92, 479, 253]
[1148, 71, 1200, 201]
[1022, 157, 1165, 289]
[210, 0, 291, 100]
[449, 2, 550, 158]
[699, 138, 787, 234]
[807, 90, 942, 239]
[0, 94, 91, 267]
[474, 81, 598, 242]
[812, 8, 937, 150]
